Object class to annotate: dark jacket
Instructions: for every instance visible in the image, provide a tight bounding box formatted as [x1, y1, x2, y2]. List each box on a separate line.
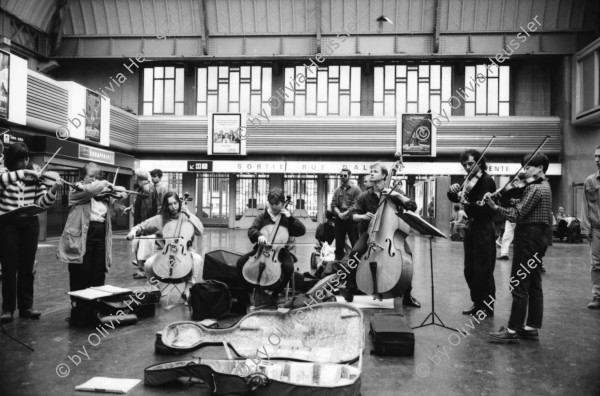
[447, 172, 496, 221]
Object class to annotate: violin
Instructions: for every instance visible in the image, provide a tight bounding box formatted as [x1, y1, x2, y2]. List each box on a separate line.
[456, 136, 496, 204]
[95, 185, 148, 200]
[242, 195, 293, 287]
[458, 170, 483, 204]
[355, 155, 413, 299]
[477, 173, 541, 206]
[151, 193, 195, 282]
[477, 135, 551, 207]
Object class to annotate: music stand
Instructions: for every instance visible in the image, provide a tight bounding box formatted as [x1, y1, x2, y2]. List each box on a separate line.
[0, 321, 34, 351]
[397, 212, 457, 332]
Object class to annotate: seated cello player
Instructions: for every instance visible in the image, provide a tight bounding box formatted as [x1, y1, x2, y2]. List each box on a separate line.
[341, 162, 421, 307]
[237, 187, 306, 304]
[126, 192, 204, 297]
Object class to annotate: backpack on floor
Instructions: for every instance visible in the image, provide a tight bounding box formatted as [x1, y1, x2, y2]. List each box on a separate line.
[189, 280, 232, 320]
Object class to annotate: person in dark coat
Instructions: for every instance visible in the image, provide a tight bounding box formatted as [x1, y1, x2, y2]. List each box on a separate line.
[237, 187, 306, 304]
[447, 149, 497, 317]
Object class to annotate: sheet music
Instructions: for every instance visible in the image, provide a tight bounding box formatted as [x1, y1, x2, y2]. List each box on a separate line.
[91, 285, 131, 295]
[398, 211, 447, 239]
[75, 377, 141, 394]
[67, 289, 113, 300]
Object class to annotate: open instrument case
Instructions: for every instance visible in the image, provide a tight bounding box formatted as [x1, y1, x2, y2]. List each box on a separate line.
[145, 302, 364, 395]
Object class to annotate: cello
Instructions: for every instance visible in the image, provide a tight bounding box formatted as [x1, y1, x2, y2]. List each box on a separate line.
[242, 195, 293, 287]
[355, 157, 413, 299]
[151, 193, 195, 283]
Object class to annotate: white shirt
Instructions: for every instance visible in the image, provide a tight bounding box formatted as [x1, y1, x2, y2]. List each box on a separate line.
[90, 198, 107, 223]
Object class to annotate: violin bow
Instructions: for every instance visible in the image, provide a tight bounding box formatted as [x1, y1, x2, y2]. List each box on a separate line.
[503, 135, 551, 187]
[38, 147, 62, 174]
[112, 167, 120, 185]
[458, 135, 496, 190]
[477, 135, 551, 206]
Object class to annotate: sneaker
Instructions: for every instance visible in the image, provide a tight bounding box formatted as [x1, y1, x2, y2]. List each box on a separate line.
[1, 311, 13, 323]
[133, 271, 147, 279]
[488, 326, 519, 344]
[588, 298, 600, 309]
[19, 309, 41, 319]
[517, 328, 539, 341]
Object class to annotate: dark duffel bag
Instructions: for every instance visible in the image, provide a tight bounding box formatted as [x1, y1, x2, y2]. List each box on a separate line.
[189, 280, 232, 320]
[369, 313, 415, 356]
[204, 250, 250, 314]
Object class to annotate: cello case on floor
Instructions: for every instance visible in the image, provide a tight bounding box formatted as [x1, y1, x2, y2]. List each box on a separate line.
[146, 302, 363, 395]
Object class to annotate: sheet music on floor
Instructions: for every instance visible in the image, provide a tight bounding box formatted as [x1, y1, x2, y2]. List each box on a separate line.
[75, 377, 141, 394]
[68, 285, 131, 300]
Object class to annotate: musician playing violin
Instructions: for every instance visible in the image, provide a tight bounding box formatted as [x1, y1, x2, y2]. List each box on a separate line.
[341, 162, 420, 307]
[58, 162, 127, 298]
[447, 149, 497, 317]
[485, 153, 552, 343]
[126, 192, 204, 297]
[0, 142, 61, 323]
[236, 187, 306, 304]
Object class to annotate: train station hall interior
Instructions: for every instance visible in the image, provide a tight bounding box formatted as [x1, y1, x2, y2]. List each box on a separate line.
[0, 0, 599, 395]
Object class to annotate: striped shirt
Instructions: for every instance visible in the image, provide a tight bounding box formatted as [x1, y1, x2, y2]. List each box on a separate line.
[496, 178, 552, 226]
[0, 170, 57, 215]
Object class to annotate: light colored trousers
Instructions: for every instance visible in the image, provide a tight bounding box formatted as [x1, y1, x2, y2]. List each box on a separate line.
[500, 221, 516, 256]
[591, 227, 600, 299]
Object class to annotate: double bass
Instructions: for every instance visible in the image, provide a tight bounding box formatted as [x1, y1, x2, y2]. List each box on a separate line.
[356, 157, 413, 300]
[151, 193, 195, 283]
[242, 196, 293, 287]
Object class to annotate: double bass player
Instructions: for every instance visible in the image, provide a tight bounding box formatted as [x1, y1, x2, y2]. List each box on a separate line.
[340, 161, 420, 307]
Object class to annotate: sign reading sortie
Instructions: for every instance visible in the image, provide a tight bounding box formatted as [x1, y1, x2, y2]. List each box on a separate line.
[78, 144, 115, 165]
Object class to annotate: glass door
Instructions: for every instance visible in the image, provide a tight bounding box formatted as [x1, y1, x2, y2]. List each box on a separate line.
[196, 174, 229, 226]
[284, 174, 318, 222]
[236, 174, 269, 219]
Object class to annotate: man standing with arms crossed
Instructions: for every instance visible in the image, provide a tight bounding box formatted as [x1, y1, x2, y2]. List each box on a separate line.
[582, 146, 600, 309]
[331, 169, 361, 261]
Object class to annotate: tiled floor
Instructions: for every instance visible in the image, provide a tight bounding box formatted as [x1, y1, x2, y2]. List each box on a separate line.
[0, 228, 599, 395]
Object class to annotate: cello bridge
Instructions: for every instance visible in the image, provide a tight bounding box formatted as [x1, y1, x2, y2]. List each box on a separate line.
[368, 242, 384, 251]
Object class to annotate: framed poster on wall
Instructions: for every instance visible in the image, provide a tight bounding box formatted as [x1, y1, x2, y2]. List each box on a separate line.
[399, 113, 436, 157]
[85, 90, 101, 142]
[208, 113, 247, 155]
[0, 51, 9, 120]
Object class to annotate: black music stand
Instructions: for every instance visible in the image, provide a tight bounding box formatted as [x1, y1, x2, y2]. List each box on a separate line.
[397, 212, 457, 332]
[0, 321, 34, 351]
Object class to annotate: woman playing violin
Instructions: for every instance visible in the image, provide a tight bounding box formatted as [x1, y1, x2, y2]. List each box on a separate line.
[0, 142, 61, 323]
[126, 192, 204, 296]
[236, 188, 306, 304]
[58, 162, 127, 298]
[447, 149, 497, 317]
